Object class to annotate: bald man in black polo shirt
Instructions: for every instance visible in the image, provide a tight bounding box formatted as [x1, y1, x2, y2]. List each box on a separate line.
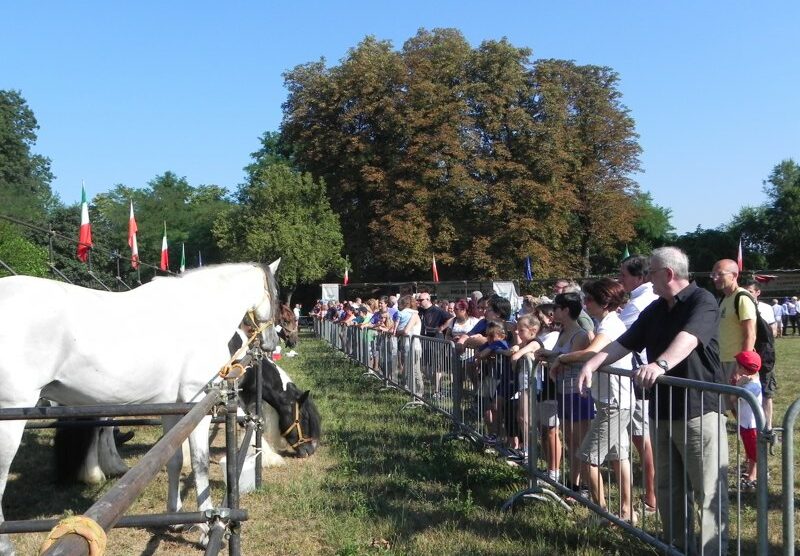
[578, 246, 728, 556]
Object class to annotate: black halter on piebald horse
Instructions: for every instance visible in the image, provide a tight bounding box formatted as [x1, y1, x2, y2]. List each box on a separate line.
[228, 324, 320, 457]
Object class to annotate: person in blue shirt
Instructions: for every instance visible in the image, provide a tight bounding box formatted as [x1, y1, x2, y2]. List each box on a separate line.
[476, 320, 511, 444]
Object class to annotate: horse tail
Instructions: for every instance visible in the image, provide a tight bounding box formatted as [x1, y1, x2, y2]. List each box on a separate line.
[53, 419, 96, 483]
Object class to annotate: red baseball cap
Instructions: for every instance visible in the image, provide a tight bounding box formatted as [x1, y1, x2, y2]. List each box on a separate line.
[735, 351, 761, 374]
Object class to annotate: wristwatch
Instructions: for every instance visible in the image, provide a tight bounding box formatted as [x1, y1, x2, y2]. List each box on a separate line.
[655, 359, 669, 372]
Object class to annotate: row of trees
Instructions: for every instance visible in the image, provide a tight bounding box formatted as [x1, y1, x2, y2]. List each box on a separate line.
[0, 91, 344, 300]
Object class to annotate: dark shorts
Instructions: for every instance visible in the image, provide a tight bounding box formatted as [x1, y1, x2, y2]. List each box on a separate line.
[760, 370, 777, 399]
[557, 392, 596, 422]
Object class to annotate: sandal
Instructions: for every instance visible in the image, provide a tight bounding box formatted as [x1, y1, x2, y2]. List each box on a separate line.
[643, 503, 657, 516]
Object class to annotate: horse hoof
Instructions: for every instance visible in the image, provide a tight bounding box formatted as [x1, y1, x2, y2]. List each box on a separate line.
[189, 523, 210, 547]
[168, 523, 186, 533]
[114, 430, 135, 444]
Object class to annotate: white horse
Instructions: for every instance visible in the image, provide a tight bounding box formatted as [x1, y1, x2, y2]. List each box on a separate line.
[0, 261, 285, 554]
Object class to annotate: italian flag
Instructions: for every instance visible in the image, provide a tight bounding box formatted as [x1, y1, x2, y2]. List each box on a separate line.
[128, 200, 139, 269]
[76, 182, 92, 262]
[432, 256, 439, 283]
[160, 222, 169, 271]
[343, 265, 349, 286]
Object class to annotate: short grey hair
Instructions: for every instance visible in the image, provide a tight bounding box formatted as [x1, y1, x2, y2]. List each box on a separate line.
[651, 247, 690, 280]
[563, 281, 582, 294]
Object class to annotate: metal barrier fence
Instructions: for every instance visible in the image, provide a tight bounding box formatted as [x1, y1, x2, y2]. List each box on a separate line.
[0, 368, 264, 556]
[314, 317, 795, 556]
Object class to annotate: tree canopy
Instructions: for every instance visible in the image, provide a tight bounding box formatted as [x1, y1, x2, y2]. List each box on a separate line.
[281, 29, 643, 279]
[0, 90, 56, 222]
[213, 159, 344, 298]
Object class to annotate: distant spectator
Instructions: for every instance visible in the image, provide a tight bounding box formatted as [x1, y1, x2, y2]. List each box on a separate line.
[444, 299, 478, 342]
[745, 280, 777, 337]
[396, 295, 423, 392]
[418, 292, 450, 338]
[772, 299, 784, 338]
[787, 296, 798, 335]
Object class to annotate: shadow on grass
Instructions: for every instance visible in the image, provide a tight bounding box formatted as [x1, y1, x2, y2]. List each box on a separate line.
[289, 336, 659, 555]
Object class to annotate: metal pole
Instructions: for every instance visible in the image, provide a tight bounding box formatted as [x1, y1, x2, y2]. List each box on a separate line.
[0, 510, 248, 534]
[42, 388, 223, 556]
[0, 402, 197, 421]
[783, 398, 800, 555]
[225, 379, 241, 556]
[255, 353, 263, 489]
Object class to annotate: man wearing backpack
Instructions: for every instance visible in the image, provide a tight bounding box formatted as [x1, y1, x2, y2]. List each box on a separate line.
[711, 259, 756, 387]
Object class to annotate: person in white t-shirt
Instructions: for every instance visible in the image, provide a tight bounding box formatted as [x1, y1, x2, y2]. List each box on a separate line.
[561, 278, 634, 523]
[772, 299, 784, 338]
[617, 254, 658, 515]
[745, 281, 777, 337]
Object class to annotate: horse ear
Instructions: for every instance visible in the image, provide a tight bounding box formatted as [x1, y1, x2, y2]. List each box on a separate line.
[299, 390, 310, 404]
[268, 258, 281, 276]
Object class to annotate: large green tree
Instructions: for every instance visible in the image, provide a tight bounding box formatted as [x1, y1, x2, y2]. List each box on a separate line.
[761, 159, 800, 267]
[0, 90, 56, 221]
[213, 163, 344, 301]
[281, 29, 645, 280]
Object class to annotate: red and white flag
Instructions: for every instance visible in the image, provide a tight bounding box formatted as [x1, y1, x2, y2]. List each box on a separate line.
[128, 200, 139, 269]
[160, 222, 169, 271]
[76, 182, 92, 262]
[343, 265, 349, 286]
[737, 237, 743, 272]
[432, 256, 440, 283]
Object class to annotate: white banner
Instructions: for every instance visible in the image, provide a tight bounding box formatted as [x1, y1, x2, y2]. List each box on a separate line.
[321, 283, 340, 303]
[492, 281, 522, 313]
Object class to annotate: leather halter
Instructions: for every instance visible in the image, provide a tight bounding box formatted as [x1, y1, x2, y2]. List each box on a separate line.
[281, 401, 314, 449]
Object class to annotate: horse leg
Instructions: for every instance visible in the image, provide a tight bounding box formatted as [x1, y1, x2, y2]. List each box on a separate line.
[162, 415, 184, 515]
[76, 428, 105, 485]
[0, 420, 27, 556]
[97, 422, 129, 478]
[187, 416, 213, 547]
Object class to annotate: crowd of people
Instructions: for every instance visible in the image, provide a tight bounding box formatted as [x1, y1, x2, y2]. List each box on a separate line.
[312, 246, 780, 555]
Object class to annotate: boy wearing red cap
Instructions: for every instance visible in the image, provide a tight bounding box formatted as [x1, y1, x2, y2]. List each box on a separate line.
[734, 350, 762, 491]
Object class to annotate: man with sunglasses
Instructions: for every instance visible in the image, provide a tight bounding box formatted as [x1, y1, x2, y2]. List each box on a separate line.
[417, 292, 449, 338]
[711, 258, 756, 384]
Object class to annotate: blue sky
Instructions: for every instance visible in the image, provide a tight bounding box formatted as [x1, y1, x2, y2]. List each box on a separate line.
[2, 1, 798, 234]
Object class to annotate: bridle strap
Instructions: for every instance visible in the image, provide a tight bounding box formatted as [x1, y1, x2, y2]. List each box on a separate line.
[281, 401, 313, 449]
[218, 313, 274, 378]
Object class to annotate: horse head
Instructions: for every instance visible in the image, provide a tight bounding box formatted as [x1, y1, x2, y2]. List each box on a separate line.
[247, 259, 282, 353]
[238, 357, 321, 458]
[277, 302, 299, 348]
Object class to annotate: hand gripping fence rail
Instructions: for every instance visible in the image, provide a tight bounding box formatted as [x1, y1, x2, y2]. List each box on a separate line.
[313, 317, 795, 556]
[0, 371, 261, 556]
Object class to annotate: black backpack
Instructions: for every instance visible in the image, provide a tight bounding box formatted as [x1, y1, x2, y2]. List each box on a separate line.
[730, 291, 776, 374]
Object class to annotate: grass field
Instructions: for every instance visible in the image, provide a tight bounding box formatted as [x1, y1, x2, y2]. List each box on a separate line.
[5, 331, 800, 555]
